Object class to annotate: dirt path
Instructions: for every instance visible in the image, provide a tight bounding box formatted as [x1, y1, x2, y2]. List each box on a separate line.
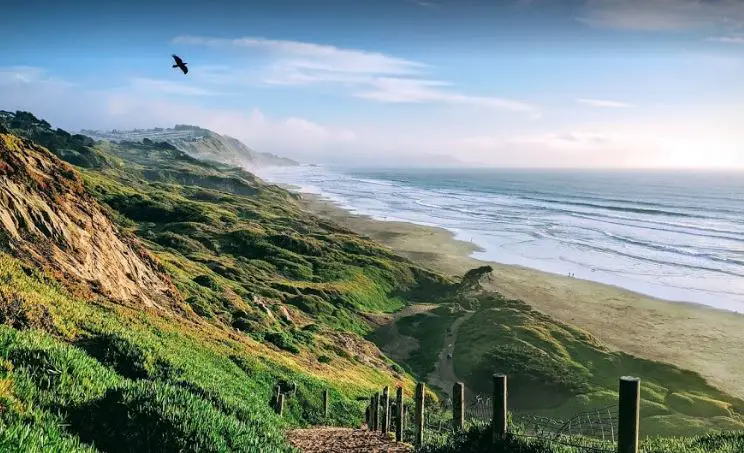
[288, 428, 412, 453]
[426, 311, 475, 398]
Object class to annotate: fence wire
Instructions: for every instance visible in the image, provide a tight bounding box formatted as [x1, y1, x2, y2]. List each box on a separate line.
[466, 395, 618, 452]
[360, 388, 621, 453]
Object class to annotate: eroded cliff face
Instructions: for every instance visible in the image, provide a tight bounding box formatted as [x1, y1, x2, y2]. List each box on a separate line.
[0, 133, 182, 310]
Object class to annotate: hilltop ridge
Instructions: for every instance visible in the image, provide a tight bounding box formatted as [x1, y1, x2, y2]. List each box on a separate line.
[0, 110, 453, 451]
[81, 124, 299, 168]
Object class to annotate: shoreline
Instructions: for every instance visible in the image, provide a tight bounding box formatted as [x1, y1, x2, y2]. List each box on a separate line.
[297, 191, 744, 400]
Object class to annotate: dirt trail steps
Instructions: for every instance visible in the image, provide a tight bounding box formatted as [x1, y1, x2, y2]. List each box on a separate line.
[288, 427, 412, 453]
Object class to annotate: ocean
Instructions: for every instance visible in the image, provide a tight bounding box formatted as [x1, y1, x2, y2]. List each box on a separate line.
[256, 166, 744, 313]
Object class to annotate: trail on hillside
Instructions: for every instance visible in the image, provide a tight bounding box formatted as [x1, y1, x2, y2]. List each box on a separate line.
[372, 303, 475, 399]
[288, 428, 412, 453]
[427, 311, 475, 398]
[369, 304, 439, 364]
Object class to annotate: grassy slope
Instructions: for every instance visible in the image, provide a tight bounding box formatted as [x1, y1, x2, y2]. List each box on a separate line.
[0, 111, 450, 451]
[383, 293, 744, 438]
[2, 111, 743, 452]
[418, 423, 744, 453]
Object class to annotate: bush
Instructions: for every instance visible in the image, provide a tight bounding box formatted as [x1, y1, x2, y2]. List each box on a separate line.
[265, 332, 300, 354]
[69, 381, 292, 453]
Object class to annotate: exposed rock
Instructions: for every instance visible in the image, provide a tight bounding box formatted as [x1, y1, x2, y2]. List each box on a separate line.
[278, 305, 293, 323]
[0, 133, 182, 310]
[252, 295, 275, 319]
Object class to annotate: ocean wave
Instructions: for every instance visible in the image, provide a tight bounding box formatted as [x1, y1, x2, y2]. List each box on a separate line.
[257, 166, 744, 308]
[601, 231, 744, 267]
[549, 236, 744, 279]
[569, 212, 744, 243]
[523, 197, 709, 219]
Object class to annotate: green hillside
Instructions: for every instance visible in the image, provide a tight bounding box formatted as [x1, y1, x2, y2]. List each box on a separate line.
[1, 110, 743, 452]
[0, 110, 448, 451]
[373, 290, 744, 438]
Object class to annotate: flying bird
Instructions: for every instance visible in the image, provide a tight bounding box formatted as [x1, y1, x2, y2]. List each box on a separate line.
[172, 54, 188, 74]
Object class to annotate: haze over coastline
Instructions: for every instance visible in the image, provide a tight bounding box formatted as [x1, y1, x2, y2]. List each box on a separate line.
[258, 165, 744, 313]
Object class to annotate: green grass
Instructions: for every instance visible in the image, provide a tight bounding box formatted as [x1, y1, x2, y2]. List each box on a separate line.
[394, 306, 460, 379]
[0, 251, 390, 451]
[3, 110, 744, 451]
[417, 422, 744, 453]
[385, 293, 744, 437]
[0, 111, 455, 450]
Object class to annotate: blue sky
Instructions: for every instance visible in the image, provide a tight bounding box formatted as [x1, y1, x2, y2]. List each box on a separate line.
[2, 0, 744, 167]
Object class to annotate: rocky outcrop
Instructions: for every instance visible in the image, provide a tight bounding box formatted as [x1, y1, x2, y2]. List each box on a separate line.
[0, 133, 182, 310]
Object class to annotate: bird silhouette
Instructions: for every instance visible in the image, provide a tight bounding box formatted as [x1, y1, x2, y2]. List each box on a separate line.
[172, 54, 188, 74]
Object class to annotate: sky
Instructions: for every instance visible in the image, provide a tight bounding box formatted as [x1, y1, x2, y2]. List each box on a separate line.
[1, 0, 744, 168]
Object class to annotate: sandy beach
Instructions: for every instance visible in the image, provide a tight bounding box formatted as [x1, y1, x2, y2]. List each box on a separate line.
[299, 193, 744, 400]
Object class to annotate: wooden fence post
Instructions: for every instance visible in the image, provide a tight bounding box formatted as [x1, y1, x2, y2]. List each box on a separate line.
[382, 386, 390, 433]
[373, 392, 380, 431]
[415, 382, 425, 446]
[453, 382, 465, 431]
[492, 374, 507, 443]
[277, 393, 285, 417]
[368, 396, 375, 430]
[323, 389, 329, 418]
[395, 386, 404, 442]
[618, 377, 640, 453]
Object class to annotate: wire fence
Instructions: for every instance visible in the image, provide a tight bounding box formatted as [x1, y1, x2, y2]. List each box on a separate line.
[464, 395, 618, 452]
[281, 379, 629, 453]
[380, 393, 620, 452]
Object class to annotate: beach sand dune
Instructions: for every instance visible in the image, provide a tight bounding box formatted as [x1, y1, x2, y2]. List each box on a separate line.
[301, 194, 744, 400]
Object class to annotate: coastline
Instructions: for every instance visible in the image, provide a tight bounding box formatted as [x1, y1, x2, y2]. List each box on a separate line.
[297, 191, 744, 400]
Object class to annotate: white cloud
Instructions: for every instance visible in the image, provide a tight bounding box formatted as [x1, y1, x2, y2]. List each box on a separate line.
[128, 77, 225, 96]
[173, 35, 539, 114]
[457, 130, 666, 168]
[707, 35, 744, 44]
[173, 35, 425, 75]
[577, 98, 632, 108]
[0, 66, 74, 87]
[0, 66, 355, 160]
[102, 96, 357, 157]
[355, 77, 537, 111]
[578, 0, 744, 31]
[405, 0, 443, 8]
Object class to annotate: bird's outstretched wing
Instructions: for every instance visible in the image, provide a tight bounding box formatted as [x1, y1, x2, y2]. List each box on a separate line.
[182, 65, 188, 74]
[172, 54, 183, 65]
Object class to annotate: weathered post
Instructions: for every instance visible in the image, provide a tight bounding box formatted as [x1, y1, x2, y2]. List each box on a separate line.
[618, 377, 640, 453]
[415, 382, 425, 446]
[323, 389, 329, 418]
[382, 386, 390, 433]
[395, 386, 404, 442]
[372, 392, 380, 431]
[277, 393, 285, 417]
[453, 382, 465, 431]
[368, 396, 375, 430]
[492, 374, 507, 443]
